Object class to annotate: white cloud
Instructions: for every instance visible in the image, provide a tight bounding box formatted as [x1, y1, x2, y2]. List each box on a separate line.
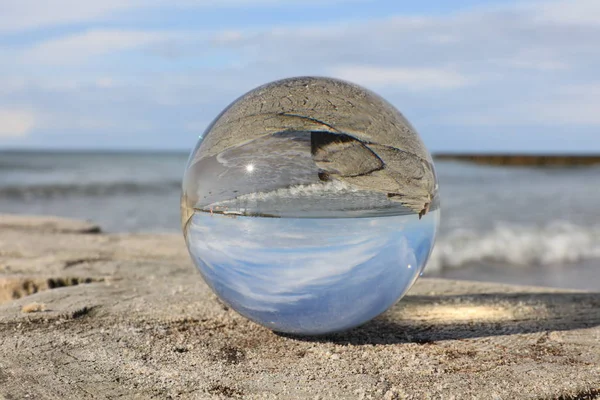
[529, 103, 600, 125]
[532, 0, 600, 25]
[559, 83, 600, 97]
[95, 78, 116, 88]
[330, 65, 470, 90]
[0, 109, 36, 137]
[0, 77, 83, 95]
[19, 30, 174, 66]
[37, 112, 154, 133]
[211, 30, 245, 45]
[504, 59, 568, 71]
[526, 84, 600, 125]
[0, 0, 139, 33]
[445, 83, 600, 126]
[0, 0, 367, 33]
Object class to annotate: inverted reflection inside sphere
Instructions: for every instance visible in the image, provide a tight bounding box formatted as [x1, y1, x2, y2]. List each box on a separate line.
[182, 77, 440, 335]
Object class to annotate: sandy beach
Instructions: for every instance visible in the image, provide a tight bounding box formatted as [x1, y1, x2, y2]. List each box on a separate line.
[1, 214, 598, 399]
[2, 0, 600, 396]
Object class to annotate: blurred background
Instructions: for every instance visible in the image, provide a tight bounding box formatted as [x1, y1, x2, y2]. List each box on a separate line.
[1, 0, 598, 290]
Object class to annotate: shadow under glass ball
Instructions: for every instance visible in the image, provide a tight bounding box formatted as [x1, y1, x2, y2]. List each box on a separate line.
[182, 77, 440, 335]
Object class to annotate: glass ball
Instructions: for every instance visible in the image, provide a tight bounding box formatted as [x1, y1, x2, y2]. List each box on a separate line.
[182, 77, 440, 335]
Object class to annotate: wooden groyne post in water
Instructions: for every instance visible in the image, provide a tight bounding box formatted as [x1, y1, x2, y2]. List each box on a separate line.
[435, 153, 600, 167]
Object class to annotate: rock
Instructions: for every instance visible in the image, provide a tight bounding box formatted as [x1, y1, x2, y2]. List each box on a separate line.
[0, 214, 599, 399]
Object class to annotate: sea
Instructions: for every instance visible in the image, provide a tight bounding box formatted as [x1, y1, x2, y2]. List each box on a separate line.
[1, 150, 598, 291]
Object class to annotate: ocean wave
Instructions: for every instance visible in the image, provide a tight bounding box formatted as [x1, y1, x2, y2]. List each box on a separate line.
[427, 222, 600, 271]
[230, 181, 358, 202]
[0, 180, 182, 199]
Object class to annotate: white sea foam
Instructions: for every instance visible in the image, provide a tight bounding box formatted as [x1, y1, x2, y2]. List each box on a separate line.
[212, 180, 357, 205]
[427, 221, 600, 271]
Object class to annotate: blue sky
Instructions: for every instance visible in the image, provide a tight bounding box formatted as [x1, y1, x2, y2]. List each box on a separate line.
[0, 0, 599, 152]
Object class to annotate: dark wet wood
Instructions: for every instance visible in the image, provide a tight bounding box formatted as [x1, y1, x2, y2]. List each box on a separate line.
[435, 154, 600, 167]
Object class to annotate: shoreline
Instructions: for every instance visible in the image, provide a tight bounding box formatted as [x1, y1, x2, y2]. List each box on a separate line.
[2, 212, 598, 292]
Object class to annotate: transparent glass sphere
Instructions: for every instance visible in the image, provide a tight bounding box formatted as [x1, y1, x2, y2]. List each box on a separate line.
[182, 77, 440, 335]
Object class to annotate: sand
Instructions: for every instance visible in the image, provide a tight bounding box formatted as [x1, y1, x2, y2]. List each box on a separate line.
[0, 214, 599, 399]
